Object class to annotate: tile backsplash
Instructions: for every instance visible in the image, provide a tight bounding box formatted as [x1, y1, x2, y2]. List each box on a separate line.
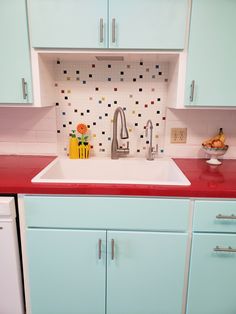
[0, 60, 236, 159]
[54, 60, 168, 157]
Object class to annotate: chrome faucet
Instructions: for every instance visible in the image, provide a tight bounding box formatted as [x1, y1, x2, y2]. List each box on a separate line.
[111, 107, 130, 159]
[145, 119, 158, 161]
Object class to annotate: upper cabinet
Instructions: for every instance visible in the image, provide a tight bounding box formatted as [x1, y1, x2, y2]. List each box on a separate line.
[28, 0, 188, 50]
[28, 0, 108, 49]
[185, 0, 236, 107]
[108, 0, 188, 49]
[0, 0, 32, 104]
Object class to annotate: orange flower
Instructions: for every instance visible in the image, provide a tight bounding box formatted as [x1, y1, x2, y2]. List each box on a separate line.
[77, 123, 88, 135]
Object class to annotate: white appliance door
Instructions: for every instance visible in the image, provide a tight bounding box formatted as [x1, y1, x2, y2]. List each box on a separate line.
[0, 221, 24, 314]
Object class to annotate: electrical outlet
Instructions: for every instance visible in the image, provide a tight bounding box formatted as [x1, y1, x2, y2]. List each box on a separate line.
[171, 128, 187, 143]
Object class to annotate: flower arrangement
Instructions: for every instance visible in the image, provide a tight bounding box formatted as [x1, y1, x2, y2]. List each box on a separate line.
[76, 123, 90, 159]
[77, 123, 89, 145]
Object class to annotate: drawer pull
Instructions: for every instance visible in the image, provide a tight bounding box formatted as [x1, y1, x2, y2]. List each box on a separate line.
[98, 239, 102, 259]
[216, 214, 236, 220]
[111, 239, 115, 260]
[214, 246, 236, 253]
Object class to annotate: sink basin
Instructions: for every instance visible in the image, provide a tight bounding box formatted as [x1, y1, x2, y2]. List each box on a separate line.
[32, 157, 190, 186]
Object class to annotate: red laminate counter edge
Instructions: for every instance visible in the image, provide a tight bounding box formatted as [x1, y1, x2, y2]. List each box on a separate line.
[0, 155, 236, 198]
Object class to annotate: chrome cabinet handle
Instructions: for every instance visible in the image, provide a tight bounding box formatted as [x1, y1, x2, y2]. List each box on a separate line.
[214, 246, 236, 253]
[111, 239, 115, 260]
[21, 78, 28, 100]
[99, 18, 104, 43]
[190, 80, 195, 102]
[216, 214, 236, 220]
[98, 239, 102, 259]
[112, 18, 116, 43]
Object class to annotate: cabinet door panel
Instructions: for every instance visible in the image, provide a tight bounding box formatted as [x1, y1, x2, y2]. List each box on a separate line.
[29, 0, 107, 48]
[27, 229, 106, 314]
[0, 0, 32, 103]
[109, 0, 188, 49]
[187, 233, 236, 314]
[107, 231, 188, 314]
[185, 0, 236, 106]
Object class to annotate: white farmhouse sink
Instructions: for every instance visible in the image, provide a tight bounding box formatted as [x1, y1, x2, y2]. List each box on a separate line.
[32, 157, 190, 186]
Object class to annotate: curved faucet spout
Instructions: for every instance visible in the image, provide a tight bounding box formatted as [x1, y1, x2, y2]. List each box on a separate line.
[113, 107, 129, 139]
[145, 119, 157, 161]
[111, 107, 129, 159]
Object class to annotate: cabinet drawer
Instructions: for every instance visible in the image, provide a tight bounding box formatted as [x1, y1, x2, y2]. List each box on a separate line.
[24, 196, 189, 231]
[193, 200, 236, 233]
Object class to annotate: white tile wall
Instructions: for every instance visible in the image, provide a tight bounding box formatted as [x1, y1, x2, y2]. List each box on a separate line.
[164, 108, 236, 159]
[0, 61, 236, 159]
[54, 60, 168, 157]
[0, 107, 57, 155]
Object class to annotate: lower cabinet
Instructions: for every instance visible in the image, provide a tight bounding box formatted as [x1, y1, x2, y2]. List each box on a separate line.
[187, 234, 236, 314]
[27, 229, 106, 314]
[187, 200, 236, 314]
[24, 195, 189, 314]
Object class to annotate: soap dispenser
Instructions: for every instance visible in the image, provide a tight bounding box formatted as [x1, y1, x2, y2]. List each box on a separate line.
[69, 130, 79, 159]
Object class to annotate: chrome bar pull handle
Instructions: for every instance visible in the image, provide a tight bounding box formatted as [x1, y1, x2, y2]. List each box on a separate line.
[216, 214, 236, 220]
[190, 80, 195, 102]
[99, 18, 104, 43]
[112, 18, 116, 43]
[111, 239, 115, 260]
[98, 239, 102, 259]
[214, 246, 236, 253]
[21, 78, 28, 100]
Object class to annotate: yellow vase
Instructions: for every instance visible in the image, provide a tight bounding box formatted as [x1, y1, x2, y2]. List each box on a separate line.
[78, 144, 90, 159]
[69, 137, 79, 159]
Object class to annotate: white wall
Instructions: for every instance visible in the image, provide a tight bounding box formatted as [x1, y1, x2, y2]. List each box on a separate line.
[0, 107, 57, 155]
[165, 108, 236, 159]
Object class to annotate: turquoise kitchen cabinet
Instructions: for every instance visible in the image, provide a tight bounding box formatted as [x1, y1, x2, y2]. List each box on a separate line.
[109, 0, 188, 49]
[187, 234, 236, 314]
[0, 0, 32, 103]
[28, 0, 108, 48]
[24, 195, 189, 314]
[106, 231, 187, 314]
[27, 229, 106, 314]
[185, 0, 236, 107]
[187, 199, 236, 313]
[28, 0, 188, 49]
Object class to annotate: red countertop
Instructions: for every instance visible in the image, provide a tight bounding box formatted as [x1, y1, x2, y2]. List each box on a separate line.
[0, 155, 236, 198]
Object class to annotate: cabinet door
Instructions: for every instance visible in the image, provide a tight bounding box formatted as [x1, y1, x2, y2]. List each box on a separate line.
[109, 0, 188, 49]
[27, 229, 106, 314]
[187, 233, 236, 314]
[28, 0, 108, 48]
[0, 0, 32, 103]
[106, 231, 188, 314]
[185, 0, 236, 106]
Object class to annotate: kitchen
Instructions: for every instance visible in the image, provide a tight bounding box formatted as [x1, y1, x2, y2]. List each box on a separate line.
[1, 0, 236, 314]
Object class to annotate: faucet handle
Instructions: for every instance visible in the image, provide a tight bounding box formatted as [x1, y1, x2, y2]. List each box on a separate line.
[153, 144, 158, 152]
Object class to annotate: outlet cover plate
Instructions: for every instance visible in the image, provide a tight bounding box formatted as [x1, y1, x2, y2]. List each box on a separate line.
[171, 128, 187, 143]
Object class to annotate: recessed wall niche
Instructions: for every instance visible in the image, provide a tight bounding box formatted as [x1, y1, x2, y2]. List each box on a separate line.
[33, 52, 180, 157]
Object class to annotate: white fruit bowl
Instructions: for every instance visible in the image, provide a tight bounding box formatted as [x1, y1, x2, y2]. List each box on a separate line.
[202, 145, 229, 165]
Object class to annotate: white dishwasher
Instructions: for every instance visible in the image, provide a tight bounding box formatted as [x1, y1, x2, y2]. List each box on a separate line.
[0, 197, 24, 314]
